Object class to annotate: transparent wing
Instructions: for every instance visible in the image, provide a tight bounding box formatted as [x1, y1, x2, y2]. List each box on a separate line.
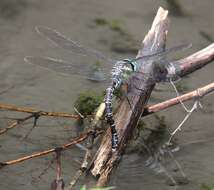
[31, 25, 191, 84]
[36, 26, 115, 64]
[133, 43, 191, 82]
[36, 25, 191, 67]
[24, 56, 111, 82]
[134, 43, 192, 63]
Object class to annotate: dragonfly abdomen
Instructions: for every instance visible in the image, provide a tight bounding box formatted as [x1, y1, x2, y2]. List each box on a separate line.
[105, 86, 119, 151]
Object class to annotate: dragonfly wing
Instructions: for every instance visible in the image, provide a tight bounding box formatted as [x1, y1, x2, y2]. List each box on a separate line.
[24, 56, 110, 82]
[35, 26, 115, 64]
[133, 43, 191, 82]
[133, 60, 182, 84]
[134, 43, 192, 63]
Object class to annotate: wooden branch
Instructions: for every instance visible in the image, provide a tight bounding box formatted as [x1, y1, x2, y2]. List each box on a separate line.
[143, 82, 214, 116]
[174, 43, 214, 77]
[0, 130, 93, 167]
[90, 7, 169, 186]
[142, 43, 214, 116]
[0, 103, 80, 119]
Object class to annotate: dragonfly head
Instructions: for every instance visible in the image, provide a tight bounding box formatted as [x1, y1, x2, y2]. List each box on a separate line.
[122, 59, 138, 72]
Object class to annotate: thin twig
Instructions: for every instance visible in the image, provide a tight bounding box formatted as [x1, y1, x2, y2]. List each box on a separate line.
[74, 107, 84, 119]
[66, 127, 102, 190]
[0, 103, 80, 119]
[0, 130, 95, 168]
[51, 149, 65, 190]
[167, 100, 199, 143]
[142, 82, 214, 116]
[67, 145, 91, 190]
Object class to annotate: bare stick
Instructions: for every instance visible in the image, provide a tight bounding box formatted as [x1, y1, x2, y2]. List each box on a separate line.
[66, 170, 82, 190]
[0, 103, 80, 119]
[0, 130, 94, 167]
[51, 150, 65, 190]
[142, 82, 214, 116]
[175, 43, 214, 77]
[66, 131, 100, 190]
[66, 151, 90, 190]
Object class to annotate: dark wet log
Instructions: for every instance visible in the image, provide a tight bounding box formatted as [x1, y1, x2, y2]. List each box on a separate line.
[143, 82, 214, 116]
[89, 7, 169, 186]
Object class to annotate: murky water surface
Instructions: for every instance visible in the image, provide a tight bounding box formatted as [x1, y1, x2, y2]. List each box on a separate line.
[0, 0, 213, 189]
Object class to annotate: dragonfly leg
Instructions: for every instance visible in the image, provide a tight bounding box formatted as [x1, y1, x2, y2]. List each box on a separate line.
[128, 77, 145, 95]
[126, 95, 133, 110]
[119, 82, 134, 110]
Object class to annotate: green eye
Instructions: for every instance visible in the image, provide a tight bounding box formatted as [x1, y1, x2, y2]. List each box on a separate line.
[122, 59, 137, 71]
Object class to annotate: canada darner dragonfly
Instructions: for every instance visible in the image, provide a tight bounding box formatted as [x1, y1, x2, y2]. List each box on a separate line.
[24, 26, 191, 151]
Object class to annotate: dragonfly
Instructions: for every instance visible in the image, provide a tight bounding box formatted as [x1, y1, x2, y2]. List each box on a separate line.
[25, 26, 191, 83]
[24, 26, 191, 151]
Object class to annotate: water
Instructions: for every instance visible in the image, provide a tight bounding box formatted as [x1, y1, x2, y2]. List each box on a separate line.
[0, 0, 213, 189]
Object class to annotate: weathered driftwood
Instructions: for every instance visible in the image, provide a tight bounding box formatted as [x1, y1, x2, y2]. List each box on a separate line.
[174, 43, 214, 77]
[90, 7, 170, 186]
[89, 7, 214, 187]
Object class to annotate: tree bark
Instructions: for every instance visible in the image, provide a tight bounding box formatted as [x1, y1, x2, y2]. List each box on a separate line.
[174, 43, 214, 77]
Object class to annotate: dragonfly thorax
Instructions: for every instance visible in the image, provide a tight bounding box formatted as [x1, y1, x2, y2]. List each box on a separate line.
[111, 60, 134, 87]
